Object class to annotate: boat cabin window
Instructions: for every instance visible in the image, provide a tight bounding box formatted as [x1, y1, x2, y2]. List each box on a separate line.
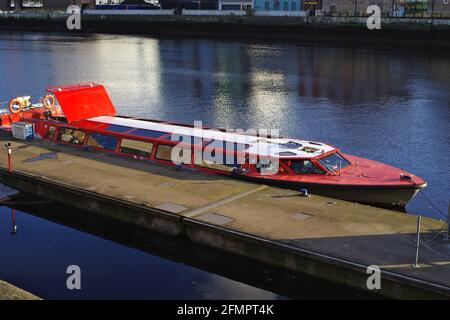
[318, 153, 350, 173]
[277, 151, 297, 157]
[45, 126, 57, 140]
[130, 129, 169, 139]
[57, 128, 86, 145]
[155, 145, 173, 161]
[87, 133, 118, 151]
[301, 146, 320, 154]
[198, 159, 240, 172]
[171, 134, 199, 147]
[204, 140, 250, 153]
[256, 158, 280, 175]
[287, 160, 325, 174]
[201, 140, 247, 171]
[280, 141, 303, 149]
[120, 139, 153, 157]
[199, 149, 245, 173]
[103, 124, 133, 133]
[155, 144, 190, 163]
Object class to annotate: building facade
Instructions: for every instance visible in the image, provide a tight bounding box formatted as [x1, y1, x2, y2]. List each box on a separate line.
[302, 0, 321, 11]
[0, 0, 10, 10]
[219, 0, 252, 10]
[159, 0, 218, 9]
[42, 0, 96, 10]
[0, 0, 23, 10]
[433, 0, 450, 17]
[321, 0, 393, 16]
[321, 0, 450, 17]
[253, 0, 302, 11]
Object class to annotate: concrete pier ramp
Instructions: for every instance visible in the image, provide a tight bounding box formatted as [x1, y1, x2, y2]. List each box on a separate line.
[0, 136, 449, 299]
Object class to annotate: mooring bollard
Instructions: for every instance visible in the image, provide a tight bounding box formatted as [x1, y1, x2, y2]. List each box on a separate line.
[299, 188, 309, 197]
[413, 215, 422, 268]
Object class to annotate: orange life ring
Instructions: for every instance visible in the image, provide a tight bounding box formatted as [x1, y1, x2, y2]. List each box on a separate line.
[8, 98, 21, 114]
[42, 95, 55, 110]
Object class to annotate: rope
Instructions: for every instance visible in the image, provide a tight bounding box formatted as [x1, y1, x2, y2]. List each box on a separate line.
[414, 191, 450, 257]
[419, 189, 449, 220]
[409, 190, 450, 252]
[421, 222, 448, 245]
[420, 218, 447, 233]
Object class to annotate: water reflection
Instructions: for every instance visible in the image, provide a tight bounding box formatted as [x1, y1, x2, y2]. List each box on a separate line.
[0, 32, 449, 216]
[0, 203, 281, 299]
[0, 201, 378, 299]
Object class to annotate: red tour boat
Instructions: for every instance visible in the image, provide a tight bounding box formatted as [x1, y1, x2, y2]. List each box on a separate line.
[0, 83, 427, 208]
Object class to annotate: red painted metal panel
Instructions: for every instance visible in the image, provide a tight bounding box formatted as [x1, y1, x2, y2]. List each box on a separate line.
[46, 83, 116, 124]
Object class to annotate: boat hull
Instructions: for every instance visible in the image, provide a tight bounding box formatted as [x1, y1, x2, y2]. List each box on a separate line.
[236, 175, 426, 209]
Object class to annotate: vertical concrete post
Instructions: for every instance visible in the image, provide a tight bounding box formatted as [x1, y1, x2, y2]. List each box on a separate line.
[413, 215, 421, 268]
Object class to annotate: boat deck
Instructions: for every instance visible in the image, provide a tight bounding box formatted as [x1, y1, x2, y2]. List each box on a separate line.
[0, 134, 449, 299]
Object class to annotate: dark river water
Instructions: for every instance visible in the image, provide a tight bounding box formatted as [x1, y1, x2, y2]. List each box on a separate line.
[0, 31, 449, 299]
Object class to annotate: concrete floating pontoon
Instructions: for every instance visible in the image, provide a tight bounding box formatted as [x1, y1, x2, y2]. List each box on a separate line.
[0, 280, 40, 300]
[0, 136, 449, 299]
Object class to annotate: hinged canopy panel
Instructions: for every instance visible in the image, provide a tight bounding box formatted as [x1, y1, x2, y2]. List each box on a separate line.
[47, 83, 116, 123]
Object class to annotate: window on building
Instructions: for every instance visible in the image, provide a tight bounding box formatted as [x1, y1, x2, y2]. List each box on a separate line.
[222, 4, 241, 10]
[57, 128, 86, 145]
[87, 133, 118, 151]
[265, 2, 270, 10]
[284, 2, 288, 10]
[291, 2, 296, 10]
[274, 2, 280, 10]
[120, 139, 153, 158]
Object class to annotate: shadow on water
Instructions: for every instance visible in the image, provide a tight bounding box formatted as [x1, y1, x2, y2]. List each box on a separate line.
[3, 194, 382, 300]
